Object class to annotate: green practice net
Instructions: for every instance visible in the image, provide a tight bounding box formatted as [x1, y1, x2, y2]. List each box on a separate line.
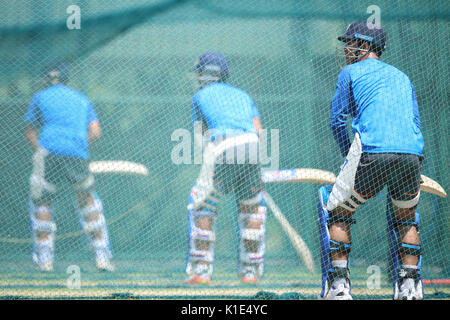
[0, 0, 448, 299]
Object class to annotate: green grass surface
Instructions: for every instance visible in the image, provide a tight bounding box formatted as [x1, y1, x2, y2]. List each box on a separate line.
[0, 258, 448, 300]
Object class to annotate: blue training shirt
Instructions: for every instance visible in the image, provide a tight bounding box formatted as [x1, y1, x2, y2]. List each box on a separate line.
[24, 84, 98, 159]
[192, 82, 260, 141]
[330, 58, 424, 157]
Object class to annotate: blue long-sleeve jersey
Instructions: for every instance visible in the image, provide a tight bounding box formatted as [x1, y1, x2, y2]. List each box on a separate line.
[330, 58, 424, 157]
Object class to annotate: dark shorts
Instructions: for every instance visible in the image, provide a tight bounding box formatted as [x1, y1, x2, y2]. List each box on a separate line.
[30, 148, 95, 202]
[354, 153, 422, 201]
[213, 142, 262, 202]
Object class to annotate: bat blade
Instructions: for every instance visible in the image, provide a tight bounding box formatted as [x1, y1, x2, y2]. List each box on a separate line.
[89, 161, 149, 176]
[262, 168, 446, 198]
[262, 168, 336, 185]
[420, 175, 447, 198]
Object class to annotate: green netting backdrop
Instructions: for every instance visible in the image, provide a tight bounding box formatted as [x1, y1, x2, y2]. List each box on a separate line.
[0, 0, 448, 299]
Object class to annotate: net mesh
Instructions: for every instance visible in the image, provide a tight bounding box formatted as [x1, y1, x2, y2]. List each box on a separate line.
[0, 0, 448, 300]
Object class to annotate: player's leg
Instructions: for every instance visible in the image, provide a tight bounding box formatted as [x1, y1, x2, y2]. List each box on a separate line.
[387, 154, 423, 300]
[235, 162, 266, 284]
[70, 158, 114, 271]
[75, 190, 114, 271]
[319, 135, 384, 299]
[185, 186, 221, 284]
[29, 198, 56, 271]
[29, 148, 57, 271]
[217, 139, 266, 283]
[185, 141, 225, 284]
[318, 186, 356, 300]
[237, 190, 266, 283]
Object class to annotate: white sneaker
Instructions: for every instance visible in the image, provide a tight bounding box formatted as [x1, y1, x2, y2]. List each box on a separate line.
[241, 265, 258, 284]
[32, 249, 54, 272]
[96, 256, 115, 272]
[394, 268, 423, 300]
[185, 263, 212, 284]
[34, 260, 54, 272]
[95, 249, 114, 272]
[318, 268, 353, 300]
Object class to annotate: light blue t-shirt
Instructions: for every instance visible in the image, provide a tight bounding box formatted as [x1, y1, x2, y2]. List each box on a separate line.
[192, 82, 260, 141]
[330, 58, 424, 157]
[24, 84, 98, 159]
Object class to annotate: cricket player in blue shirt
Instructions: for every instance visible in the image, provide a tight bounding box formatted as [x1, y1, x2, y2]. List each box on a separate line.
[318, 22, 424, 299]
[24, 64, 114, 272]
[185, 52, 266, 284]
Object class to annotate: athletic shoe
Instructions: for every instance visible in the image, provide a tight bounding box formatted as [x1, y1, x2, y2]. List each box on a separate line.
[318, 267, 353, 300]
[241, 265, 258, 284]
[32, 249, 54, 272]
[95, 249, 115, 272]
[185, 263, 212, 284]
[394, 268, 423, 300]
[185, 273, 211, 285]
[34, 260, 54, 272]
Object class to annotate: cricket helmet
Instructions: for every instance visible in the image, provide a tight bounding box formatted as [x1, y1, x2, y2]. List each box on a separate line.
[338, 21, 386, 56]
[192, 52, 229, 87]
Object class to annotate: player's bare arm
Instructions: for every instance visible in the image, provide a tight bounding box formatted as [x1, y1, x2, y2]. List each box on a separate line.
[25, 124, 39, 151]
[88, 120, 102, 145]
[252, 117, 262, 136]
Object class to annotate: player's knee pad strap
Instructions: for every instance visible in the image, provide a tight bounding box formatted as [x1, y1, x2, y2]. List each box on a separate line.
[188, 249, 214, 263]
[191, 225, 215, 242]
[31, 217, 57, 233]
[393, 219, 418, 227]
[329, 240, 352, 254]
[241, 228, 264, 241]
[29, 201, 56, 233]
[79, 199, 103, 219]
[239, 212, 267, 223]
[241, 252, 264, 264]
[34, 238, 54, 249]
[81, 214, 106, 233]
[327, 214, 356, 225]
[399, 243, 421, 257]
